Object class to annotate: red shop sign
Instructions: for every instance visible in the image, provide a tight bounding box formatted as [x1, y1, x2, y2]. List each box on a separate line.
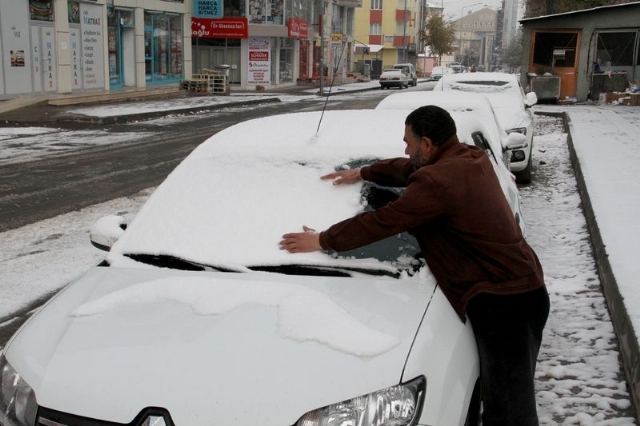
[288, 17, 308, 40]
[192, 17, 248, 39]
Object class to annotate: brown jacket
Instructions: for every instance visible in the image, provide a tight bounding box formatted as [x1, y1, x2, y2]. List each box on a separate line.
[319, 137, 545, 320]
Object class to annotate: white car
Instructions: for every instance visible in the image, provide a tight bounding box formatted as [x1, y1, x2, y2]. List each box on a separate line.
[0, 109, 529, 426]
[379, 68, 409, 89]
[433, 72, 538, 183]
[429, 66, 452, 81]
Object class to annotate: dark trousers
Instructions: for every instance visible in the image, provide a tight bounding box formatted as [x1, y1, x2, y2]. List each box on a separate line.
[466, 286, 550, 426]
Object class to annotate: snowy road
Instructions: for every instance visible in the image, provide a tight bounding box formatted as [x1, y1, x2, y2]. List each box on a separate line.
[0, 105, 637, 423]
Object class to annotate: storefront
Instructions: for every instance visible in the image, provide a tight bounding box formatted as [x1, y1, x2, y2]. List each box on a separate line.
[190, 0, 311, 89]
[143, 12, 184, 85]
[0, 0, 187, 98]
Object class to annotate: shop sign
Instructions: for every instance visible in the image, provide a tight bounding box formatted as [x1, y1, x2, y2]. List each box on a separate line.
[194, 0, 223, 18]
[287, 17, 308, 39]
[331, 33, 342, 47]
[81, 3, 105, 89]
[248, 36, 270, 85]
[192, 17, 248, 38]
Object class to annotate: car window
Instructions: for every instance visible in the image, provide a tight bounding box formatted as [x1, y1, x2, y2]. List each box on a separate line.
[334, 160, 420, 265]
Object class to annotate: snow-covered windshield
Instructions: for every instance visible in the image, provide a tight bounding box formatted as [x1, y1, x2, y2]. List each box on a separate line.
[106, 110, 424, 276]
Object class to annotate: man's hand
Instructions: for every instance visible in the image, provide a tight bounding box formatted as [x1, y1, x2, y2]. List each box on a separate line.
[321, 168, 362, 185]
[279, 226, 322, 253]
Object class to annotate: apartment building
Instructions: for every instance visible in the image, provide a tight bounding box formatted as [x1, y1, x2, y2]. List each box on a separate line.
[352, 0, 420, 78]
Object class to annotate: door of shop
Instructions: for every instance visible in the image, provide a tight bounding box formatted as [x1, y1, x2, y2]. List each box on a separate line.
[30, 25, 57, 93]
[195, 46, 241, 84]
[530, 30, 580, 99]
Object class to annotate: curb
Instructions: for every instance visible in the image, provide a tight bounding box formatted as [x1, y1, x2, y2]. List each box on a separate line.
[51, 97, 283, 125]
[540, 110, 640, 423]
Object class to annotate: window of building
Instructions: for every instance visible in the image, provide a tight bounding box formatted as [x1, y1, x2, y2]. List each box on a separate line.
[68, 2, 80, 24]
[370, 23, 382, 35]
[224, 0, 246, 16]
[30, 0, 54, 21]
[249, 0, 285, 24]
[144, 12, 184, 83]
[279, 38, 294, 83]
[596, 31, 635, 67]
[371, 0, 383, 10]
[532, 32, 578, 70]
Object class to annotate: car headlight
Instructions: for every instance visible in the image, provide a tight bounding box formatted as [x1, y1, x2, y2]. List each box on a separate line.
[294, 376, 425, 426]
[507, 127, 527, 136]
[0, 355, 37, 426]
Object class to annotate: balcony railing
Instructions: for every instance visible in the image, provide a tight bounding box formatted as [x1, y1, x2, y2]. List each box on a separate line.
[395, 9, 411, 21]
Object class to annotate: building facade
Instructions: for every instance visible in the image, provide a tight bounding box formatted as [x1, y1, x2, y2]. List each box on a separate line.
[0, 0, 190, 97]
[520, 2, 640, 101]
[454, 7, 497, 70]
[352, 0, 420, 78]
[0, 0, 359, 98]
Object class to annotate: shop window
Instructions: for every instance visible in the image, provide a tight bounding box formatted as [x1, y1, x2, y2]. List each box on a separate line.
[30, 0, 54, 21]
[144, 13, 184, 83]
[68, 2, 80, 24]
[279, 38, 294, 83]
[249, 0, 284, 24]
[532, 32, 577, 72]
[224, 0, 246, 17]
[596, 32, 635, 68]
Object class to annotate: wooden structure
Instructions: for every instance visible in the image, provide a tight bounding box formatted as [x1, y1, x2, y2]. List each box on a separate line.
[180, 68, 228, 95]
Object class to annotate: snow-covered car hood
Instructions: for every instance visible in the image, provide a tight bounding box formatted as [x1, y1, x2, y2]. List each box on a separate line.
[6, 266, 435, 426]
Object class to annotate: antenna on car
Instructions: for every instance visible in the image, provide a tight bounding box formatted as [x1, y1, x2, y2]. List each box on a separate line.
[314, 42, 348, 138]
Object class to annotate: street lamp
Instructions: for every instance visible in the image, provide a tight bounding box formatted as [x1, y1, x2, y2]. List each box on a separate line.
[459, 2, 482, 64]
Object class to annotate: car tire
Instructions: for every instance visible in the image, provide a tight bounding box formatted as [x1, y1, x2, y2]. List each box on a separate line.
[516, 155, 532, 184]
[464, 380, 482, 426]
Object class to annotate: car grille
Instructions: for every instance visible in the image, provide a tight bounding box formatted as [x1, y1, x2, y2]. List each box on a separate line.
[36, 406, 175, 426]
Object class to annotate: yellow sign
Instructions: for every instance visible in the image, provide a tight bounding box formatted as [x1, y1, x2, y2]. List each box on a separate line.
[331, 33, 342, 46]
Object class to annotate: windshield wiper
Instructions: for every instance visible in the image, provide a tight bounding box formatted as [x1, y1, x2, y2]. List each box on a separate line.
[251, 264, 401, 278]
[125, 254, 243, 273]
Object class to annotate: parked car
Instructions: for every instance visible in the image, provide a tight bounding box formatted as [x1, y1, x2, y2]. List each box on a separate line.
[433, 72, 538, 183]
[449, 63, 463, 73]
[393, 63, 418, 86]
[379, 68, 409, 89]
[0, 108, 521, 426]
[429, 66, 452, 81]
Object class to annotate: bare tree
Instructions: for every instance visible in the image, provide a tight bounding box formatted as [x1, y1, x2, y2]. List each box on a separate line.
[421, 15, 456, 66]
[503, 31, 523, 72]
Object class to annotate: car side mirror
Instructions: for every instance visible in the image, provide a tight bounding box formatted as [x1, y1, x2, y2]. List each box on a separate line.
[506, 132, 528, 149]
[90, 215, 127, 251]
[524, 92, 538, 107]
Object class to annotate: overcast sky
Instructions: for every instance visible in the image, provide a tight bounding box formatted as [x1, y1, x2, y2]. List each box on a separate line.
[439, 0, 503, 20]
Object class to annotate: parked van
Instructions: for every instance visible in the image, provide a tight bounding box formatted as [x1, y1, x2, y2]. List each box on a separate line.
[393, 63, 417, 86]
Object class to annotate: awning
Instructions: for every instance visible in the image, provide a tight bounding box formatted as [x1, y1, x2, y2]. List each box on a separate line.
[354, 43, 384, 54]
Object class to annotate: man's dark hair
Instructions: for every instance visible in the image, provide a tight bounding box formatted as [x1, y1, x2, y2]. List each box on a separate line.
[405, 105, 457, 146]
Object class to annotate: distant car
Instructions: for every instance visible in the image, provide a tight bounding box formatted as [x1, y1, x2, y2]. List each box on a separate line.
[433, 72, 538, 183]
[1, 108, 532, 426]
[379, 68, 409, 89]
[393, 63, 418, 86]
[449, 63, 463, 74]
[429, 66, 452, 81]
